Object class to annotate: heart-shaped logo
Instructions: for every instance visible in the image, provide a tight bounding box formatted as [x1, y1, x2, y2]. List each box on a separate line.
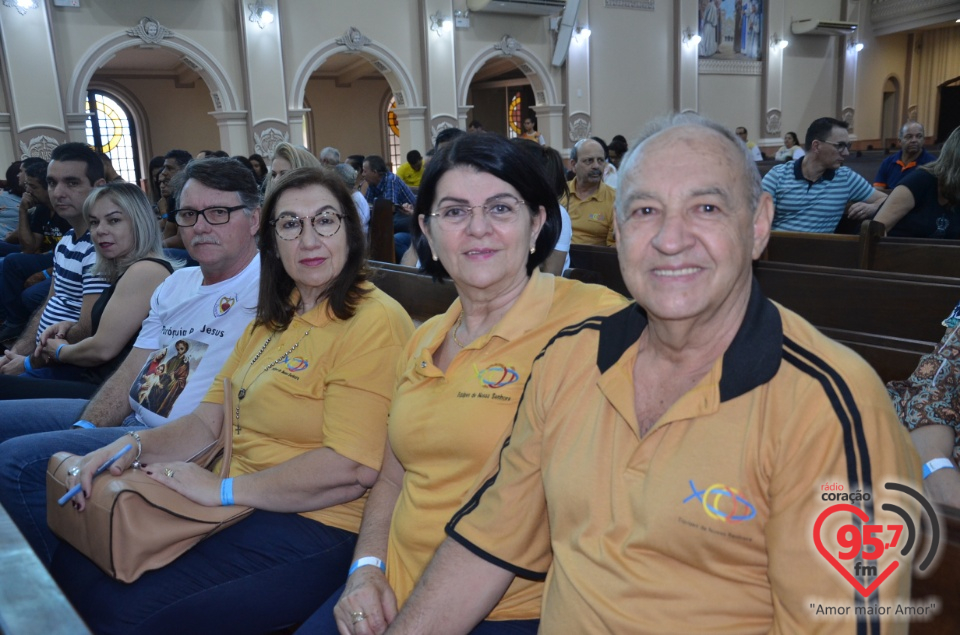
[813, 503, 899, 598]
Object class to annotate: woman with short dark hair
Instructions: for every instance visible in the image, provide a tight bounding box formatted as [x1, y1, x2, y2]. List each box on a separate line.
[307, 134, 625, 634]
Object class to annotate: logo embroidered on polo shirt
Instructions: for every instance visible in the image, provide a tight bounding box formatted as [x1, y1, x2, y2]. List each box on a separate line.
[475, 363, 520, 389]
[214, 294, 238, 317]
[285, 356, 309, 372]
[682, 480, 757, 523]
[588, 213, 606, 222]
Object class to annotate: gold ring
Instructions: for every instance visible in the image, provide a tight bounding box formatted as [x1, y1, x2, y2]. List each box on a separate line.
[164, 468, 175, 478]
[350, 610, 366, 624]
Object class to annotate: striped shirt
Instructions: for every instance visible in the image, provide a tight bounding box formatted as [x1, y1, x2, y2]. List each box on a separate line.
[762, 158, 874, 233]
[36, 230, 110, 343]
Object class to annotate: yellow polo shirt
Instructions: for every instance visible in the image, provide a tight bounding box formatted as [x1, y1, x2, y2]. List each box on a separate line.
[567, 179, 617, 246]
[396, 162, 423, 188]
[386, 270, 626, 619]
[204, 284, 414, 533]
[449, 281, 921, 634]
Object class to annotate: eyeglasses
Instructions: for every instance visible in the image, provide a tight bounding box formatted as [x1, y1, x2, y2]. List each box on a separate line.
[428, 196, 525, 231]
[820, 140, 852, 152]
[169, 205, 246, 227]
[270, 212, 343, 240]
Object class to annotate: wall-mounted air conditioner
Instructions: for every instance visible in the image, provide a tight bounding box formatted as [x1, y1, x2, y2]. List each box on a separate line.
[467, 0, 567, 18]
[791, 19, 858, 36]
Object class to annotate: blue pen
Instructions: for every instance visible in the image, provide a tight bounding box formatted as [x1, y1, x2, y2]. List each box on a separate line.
[58, 443, 133, 506]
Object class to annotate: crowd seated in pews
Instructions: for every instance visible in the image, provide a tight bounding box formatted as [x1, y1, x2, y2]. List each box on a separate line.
[0, 117, 958, 634]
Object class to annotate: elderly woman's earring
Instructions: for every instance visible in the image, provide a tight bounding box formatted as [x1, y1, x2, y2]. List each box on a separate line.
[432, 252, 439, 262]
[530, 246, 536, 254]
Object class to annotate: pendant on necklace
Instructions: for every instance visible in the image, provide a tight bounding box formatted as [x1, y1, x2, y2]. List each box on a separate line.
[238, 388, 246, 400]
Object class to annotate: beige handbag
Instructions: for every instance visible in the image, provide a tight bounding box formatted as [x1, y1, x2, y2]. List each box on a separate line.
[46, 379, 253, 583]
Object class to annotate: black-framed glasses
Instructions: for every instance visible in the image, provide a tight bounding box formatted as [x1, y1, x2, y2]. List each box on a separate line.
[821, 140, 852, 153]
[169, 205, 247, 227]
[270, 212, 344, 240]
[428, 196, 526, 231]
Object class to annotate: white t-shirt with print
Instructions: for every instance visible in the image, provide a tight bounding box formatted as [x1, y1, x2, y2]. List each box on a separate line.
[128, 254, 261, 427]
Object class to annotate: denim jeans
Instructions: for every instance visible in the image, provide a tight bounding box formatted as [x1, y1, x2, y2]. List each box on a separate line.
[0, 251, 53, 327]
[296, 583, 540, 634]
[52, 511, 357, 635]
[0, 399, 142, 563]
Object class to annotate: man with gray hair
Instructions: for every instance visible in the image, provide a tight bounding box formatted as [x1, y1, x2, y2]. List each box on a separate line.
[567, 137, 616, 246]
[319, 146, 341, 166]
[873, 121, 936, 192]
[333, 162, 370, 233]
[0, 157, 263, 564]
[374, 114, 920, 634]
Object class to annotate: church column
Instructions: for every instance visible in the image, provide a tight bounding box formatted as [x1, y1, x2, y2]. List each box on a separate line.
[0, 3, 68, 158]
[837, 0, 862, 137]
[564, 0, 591, 150]
[396, 107, 428, 154]
[238, 0, 289, 156]
[211, 111, 254, 156]
[423, 0, 459, 145]
[761, 0, 787, 144]
[532, 104, 565, 151]
[674, 0, 698, 113]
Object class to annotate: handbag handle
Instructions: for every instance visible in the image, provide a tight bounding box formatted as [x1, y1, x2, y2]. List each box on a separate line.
[218, 378, 235, 479]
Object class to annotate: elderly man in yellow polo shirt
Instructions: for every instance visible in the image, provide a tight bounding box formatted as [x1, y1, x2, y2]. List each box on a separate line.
[383, 114, 922, 635]
[567, 137, 616, 246]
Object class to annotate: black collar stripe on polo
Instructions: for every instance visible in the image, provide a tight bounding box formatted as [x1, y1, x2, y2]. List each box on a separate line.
[596, 278, 782, 402]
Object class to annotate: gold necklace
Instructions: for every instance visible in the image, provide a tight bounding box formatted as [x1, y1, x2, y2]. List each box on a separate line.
[234, 328, 312, 433]
[452, 312, 467, 348]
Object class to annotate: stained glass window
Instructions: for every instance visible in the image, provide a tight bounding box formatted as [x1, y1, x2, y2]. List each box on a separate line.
[508, 92, 523, 139]
[85, 90, 140, 183]
[387, 98, 401, 173]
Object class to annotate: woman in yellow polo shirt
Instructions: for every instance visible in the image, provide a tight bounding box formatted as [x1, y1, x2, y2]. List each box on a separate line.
[300, 134, 624, 633]
[54, 167, 414, 633]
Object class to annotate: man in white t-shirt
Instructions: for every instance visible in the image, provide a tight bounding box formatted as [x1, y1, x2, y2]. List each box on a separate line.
[0, 157, 262, 563]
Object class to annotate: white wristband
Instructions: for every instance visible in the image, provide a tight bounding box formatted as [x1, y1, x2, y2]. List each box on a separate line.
[922, 457, 957, 479]
[348, 556, 385, 576]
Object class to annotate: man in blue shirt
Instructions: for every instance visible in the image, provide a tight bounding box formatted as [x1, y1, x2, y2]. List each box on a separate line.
[363, 154, 416, 233]
[762, 117, 887, 233]
[873, 121, 937, 192]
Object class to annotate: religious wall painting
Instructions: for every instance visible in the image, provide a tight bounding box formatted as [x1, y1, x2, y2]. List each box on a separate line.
[698, 0, 763, 61]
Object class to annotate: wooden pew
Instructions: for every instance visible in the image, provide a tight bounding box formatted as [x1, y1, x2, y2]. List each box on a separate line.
[369, 261, 458, 322]
[763, 221, 960, 279]
[0, 502, 90, 634]
[368, 199, 396, 264]
[567, 244, 629, 297]
[911, 505, 960, 634]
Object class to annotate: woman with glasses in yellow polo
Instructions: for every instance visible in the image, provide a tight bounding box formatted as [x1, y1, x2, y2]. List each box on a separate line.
[300, 133, 625, 634]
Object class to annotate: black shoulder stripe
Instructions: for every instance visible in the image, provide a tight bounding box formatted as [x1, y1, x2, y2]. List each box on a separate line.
[447, 317, 609, 558]
[783, 338, 881, 634]
[783, 338, 875, 517]
[446, 529, 548, 581]
[783, 348, 862, 495]
[449, 318, 606, 528]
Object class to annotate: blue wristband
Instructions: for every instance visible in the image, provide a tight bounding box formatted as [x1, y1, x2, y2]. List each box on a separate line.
[55, 343, 66, 361]
[348, 556, 386, 576]
[42, 269, 50, 280]
[23, 356, 32, 371]
[72, 420, 96, 429]
[220, 477, 235, 506]
[922, 458, 957, 479]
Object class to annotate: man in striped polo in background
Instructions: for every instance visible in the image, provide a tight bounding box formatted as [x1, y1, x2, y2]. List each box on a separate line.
[762, 117, 887, 233]
[0, 142, 109, 377]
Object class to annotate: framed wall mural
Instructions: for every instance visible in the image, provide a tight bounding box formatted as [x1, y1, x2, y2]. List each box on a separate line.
[698, 0, 763, 61]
